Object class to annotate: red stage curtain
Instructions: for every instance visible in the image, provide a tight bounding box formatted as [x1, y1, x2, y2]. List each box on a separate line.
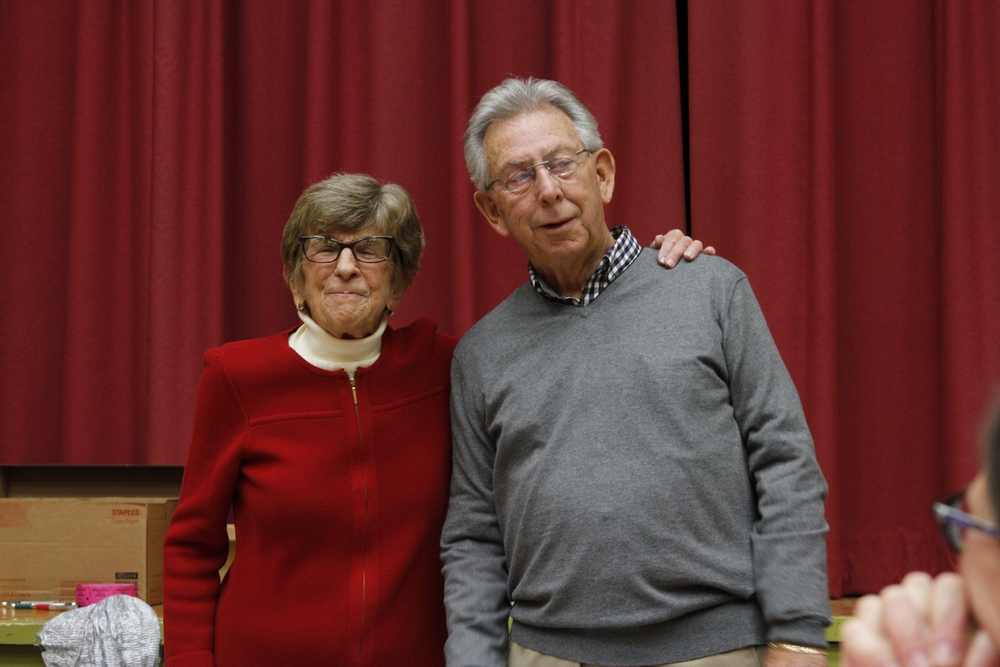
[687, 1, 1000, 595]
[0, 1, 997, 596]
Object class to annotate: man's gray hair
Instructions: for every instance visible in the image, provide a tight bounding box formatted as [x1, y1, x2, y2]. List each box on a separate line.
[464, 78, 604, 191]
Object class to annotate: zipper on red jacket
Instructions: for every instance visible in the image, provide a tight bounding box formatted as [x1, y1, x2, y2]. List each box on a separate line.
[350, 375, 369, 666]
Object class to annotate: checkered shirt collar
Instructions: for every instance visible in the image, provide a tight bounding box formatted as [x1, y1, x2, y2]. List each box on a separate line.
[527, 226, 641, 306]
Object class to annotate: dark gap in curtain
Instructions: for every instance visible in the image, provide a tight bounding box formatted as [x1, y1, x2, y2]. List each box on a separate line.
[675, 0, 692, 235]
[220, 0, 247, 346]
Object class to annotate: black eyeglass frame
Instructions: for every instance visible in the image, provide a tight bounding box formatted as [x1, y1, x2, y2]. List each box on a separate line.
[299, 235, 395, 264]
[932, 491, 1000, 553]
[486, 148, 593, 194]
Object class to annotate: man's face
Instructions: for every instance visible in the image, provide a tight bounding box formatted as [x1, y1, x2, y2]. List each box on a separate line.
[473, 105, 616, 278]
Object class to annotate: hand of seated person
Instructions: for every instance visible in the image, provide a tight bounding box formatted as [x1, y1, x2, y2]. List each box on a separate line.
[841, 571, 1000, 667]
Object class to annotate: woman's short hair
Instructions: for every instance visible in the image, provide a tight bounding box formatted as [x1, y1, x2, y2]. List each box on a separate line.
[281, 173, 425, 299]
[464, 78, 605, 191]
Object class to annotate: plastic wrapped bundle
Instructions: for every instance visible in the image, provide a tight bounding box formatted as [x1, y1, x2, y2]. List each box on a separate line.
[37, 594, 160, 667]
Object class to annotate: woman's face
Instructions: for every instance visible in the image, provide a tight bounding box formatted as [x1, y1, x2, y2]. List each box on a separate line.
[960, 472, 1000, 643]
[294, 229, 398, 339]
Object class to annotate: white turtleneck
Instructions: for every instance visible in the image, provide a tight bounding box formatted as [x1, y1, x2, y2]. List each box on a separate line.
[287, 310, 387, 378]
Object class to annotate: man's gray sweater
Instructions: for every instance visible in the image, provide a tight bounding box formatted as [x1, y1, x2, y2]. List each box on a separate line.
[441, 251, 830, 667]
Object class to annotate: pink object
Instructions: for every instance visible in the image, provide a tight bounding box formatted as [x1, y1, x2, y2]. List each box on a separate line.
[75, 583, 137, 607]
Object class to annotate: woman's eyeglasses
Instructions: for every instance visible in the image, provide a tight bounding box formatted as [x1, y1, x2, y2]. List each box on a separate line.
[932, 490, 1000, 553]
[300, 236, 394, 264]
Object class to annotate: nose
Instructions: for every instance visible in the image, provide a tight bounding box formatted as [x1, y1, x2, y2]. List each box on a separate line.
[534, 166, 563, 203]
[332, 247, 361, 278]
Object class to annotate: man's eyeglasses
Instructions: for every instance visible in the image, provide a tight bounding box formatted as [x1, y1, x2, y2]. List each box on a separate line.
[487, 149, 592, 195]
[932, 490, 1000, 553]
[299, 236, 394, 264]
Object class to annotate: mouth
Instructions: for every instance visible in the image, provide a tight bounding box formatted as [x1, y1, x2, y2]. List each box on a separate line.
[538, 217, 574, 232]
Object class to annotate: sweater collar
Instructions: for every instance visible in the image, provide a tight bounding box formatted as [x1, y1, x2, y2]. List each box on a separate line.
[527, 225, 640, 306]
[288, 310, 387, 374]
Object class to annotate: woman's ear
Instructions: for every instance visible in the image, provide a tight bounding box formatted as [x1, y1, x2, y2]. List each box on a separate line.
[286, 271, 305, 311]
[387, 280, 409, 314]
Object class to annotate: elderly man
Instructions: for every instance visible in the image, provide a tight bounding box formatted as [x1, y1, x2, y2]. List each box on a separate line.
[441, 78, 830, 667]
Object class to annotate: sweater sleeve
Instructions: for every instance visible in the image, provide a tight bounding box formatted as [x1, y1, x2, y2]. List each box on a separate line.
[162, 349, 248, 667]
[440, 348, 511, 667]
[721, 275, 831, 647]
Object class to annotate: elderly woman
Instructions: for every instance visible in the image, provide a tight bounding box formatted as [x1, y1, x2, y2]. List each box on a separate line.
[841, 400, 1000, 667]
[162, 173, 455, 667]
[162, 173, 708, 667]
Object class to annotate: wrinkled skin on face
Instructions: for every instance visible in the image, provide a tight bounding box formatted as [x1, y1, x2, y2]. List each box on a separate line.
[294, 229, 399, 339]
[473, 105, 617, 298]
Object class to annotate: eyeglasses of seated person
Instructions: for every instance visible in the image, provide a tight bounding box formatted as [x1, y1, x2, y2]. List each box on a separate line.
[934, 490, 1000, 552]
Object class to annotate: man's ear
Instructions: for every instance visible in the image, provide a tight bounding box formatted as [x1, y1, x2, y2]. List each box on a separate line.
[474, 190, 511, 238]
[593, 148, 616, 204]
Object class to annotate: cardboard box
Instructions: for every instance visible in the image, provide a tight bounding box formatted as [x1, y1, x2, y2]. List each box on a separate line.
[0, 465, 183, 605]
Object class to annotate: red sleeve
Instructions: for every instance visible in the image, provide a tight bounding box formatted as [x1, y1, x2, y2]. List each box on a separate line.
[162, 348, 248, 666]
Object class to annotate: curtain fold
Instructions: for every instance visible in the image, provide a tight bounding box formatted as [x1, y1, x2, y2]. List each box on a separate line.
[685, 0, 998, 594]
[1, 0, 997, 595]
[146, 0, 228, 463]
[938, 0, 1000, 493]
